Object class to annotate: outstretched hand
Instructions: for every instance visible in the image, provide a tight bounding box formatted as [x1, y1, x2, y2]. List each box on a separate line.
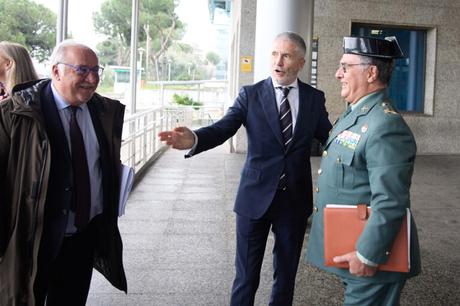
[158, 126, 195, 150]
[333, 251, 377, 277]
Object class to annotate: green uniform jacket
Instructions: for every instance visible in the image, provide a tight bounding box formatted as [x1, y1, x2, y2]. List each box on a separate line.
[306, 90, 421, 283]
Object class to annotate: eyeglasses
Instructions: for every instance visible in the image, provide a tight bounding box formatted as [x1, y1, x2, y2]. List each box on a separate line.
[58, 62, 104, 77]
[339, 62, 371, 73]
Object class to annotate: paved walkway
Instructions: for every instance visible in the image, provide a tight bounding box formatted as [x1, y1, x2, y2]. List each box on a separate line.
[87, 146, 460, 305]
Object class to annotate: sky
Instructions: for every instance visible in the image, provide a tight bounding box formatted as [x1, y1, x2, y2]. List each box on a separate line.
[34, 0, 214, 52]
[175, 0, 215, 52]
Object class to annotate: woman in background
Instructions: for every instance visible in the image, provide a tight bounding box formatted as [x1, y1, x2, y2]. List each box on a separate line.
[0, 41, 39, 101]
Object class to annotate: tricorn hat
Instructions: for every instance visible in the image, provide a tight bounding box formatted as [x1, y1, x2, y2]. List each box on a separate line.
[343, 36, 404, 59]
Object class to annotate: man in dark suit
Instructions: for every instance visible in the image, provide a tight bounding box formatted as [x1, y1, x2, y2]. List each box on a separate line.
[0, 41, 127, 305]
[159, 32, 332, 305]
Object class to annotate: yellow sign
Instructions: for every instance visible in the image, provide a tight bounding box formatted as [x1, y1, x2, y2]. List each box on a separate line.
[240, 56, 253, 72]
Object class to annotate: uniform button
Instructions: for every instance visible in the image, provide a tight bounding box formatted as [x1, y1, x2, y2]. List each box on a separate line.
[313, 206, 318, 213]
[322, 150, 328, 157]
[62, 209, 68, 216]
[385, 251, 391, 256]
[315, 187, 319, 193]
[336, 157, 341, 163]
[64, 187, 71, 192]
[318, 168, 322, 174]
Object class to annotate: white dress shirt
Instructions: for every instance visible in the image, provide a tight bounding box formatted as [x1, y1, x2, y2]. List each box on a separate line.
[271, 77, 299, 131]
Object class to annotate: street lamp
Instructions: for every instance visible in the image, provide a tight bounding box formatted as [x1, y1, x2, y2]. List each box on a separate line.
[167, 58, 172, 81]
[138, 47, 145, 84]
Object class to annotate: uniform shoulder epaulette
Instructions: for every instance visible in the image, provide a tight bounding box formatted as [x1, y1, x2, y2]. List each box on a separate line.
[380, 101, 399, 115]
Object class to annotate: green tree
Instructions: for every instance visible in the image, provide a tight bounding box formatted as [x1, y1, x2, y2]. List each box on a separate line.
[93, 0, 184, 80]
[0, 0, 56, 62]
[205, 51, 220, 66]
[205, 51, 220, 79]
[164, 42, 206, 81]
[96, 39, 125, 67]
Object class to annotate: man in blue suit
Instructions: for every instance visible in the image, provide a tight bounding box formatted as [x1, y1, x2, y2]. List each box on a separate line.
[159, 32, 332, 305]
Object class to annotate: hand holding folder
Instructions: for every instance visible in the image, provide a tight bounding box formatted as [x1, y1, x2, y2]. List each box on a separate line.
[323, 204, 410, 273]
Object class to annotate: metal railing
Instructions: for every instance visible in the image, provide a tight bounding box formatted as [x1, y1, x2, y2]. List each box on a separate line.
[121, 107, 183, 170]
[116, 80, 229, 178]
[120, 105, 226, 176]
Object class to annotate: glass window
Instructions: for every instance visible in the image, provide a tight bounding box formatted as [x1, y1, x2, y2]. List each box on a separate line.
[351, 24, 426, 113]
[67, 0, 127, 106]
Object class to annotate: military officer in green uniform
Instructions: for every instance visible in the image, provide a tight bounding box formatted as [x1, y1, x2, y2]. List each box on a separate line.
[306, 36, 421, 305]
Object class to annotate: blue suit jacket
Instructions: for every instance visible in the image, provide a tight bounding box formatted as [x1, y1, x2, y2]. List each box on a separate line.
[193, 77, 332, 219]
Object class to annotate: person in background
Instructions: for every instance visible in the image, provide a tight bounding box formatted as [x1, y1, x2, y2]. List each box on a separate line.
[0, 40, 127, 305]
[0, 41, 39, 101]
[306, 36, 421, 305]
[159, 31, 332, 306]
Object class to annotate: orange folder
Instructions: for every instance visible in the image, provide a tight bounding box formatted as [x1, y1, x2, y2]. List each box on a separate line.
[323, 204, 410, 273]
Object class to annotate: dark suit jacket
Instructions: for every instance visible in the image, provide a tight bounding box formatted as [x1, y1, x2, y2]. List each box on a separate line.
[193, 77, 332, 219]
[39, 81, 127, 290]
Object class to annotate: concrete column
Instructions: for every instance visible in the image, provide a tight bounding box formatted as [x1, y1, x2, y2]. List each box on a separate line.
[254, 0, 314, 83]
[228, 0, 257, 153]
